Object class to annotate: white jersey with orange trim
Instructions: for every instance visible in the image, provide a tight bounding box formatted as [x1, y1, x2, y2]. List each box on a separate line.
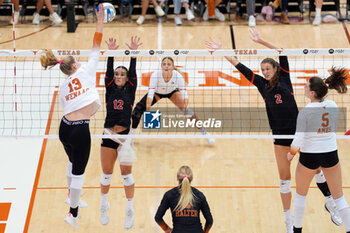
[147, 69, 188, 99]
[291, 99, 338, 153]
[59, 48, 101, 116]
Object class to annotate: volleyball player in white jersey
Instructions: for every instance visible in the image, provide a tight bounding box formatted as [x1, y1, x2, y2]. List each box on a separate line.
[40, 4, 104, 229]
[131, 57, 215, 144]
[287, 68, 350, 233]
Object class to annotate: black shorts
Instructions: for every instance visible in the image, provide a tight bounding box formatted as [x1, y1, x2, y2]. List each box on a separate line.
[59, 117, 91, 175]
[272, 128, 295, 146]
[299, 150, 339, 170]
[155, 89, 179, 99]
[101, 128, 130, 149]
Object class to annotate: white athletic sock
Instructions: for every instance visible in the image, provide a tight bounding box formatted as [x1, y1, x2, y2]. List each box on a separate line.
[66, 162, 72, 189]
[315, 8, 321, 17]
[335, 196, 350, 231]
[127, 198, 133, 209]
[339, 208, 350, 231]
[284, 209, 292, 220]
[325, 195, 334, 203]
[293, 192, 306, 228]
[101, 193, 108, 206]
[69, 188, 81, 208]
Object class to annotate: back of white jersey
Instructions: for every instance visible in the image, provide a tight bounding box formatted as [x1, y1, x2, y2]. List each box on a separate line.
[292, 99, 338, 153]
[59, 49, 101, 116]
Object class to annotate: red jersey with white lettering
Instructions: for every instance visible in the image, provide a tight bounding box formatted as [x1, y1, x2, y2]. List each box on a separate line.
[59, 48, 101, 116]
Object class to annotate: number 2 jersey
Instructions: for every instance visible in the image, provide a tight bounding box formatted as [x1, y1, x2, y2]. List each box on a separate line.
[291, 99, 338, 153]
[104, 57, 137, 129]
[59, 48, 101, 116]
[235, 56, 298, 131]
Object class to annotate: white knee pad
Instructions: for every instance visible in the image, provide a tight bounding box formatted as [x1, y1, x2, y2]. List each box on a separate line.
[335, 195, 350, 211]
[280, 180, 291, 194]
[122, 174, 134, 187]
[118, 139, 134, 166]
[314, 170, 326, 183]
[100, 173, 113, 186]
[70, 174, 84, 190]
[66, 162, 72, 177]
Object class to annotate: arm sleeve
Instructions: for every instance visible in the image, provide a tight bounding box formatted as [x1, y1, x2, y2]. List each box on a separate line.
[128, 57, 137, 88]
[201, 195, 213, 233]
[154, 193, 170, 230]
[147, 72, 157, 99]
[235, 62, 264, 88]
[291, 109, 307, 150]
[105, 57, 114, 88]
[93, 32, 102, 48]
[177, 73, 188, 99]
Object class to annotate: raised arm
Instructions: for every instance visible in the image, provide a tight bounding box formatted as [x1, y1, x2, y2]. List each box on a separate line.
[93, 3, 104, 49]
[205, 38, 239, 66]
[104, 38, 120, 87]
[205, 37, 262, 86]
[249, 28, 279, 50]
[126, 36, 143, 87]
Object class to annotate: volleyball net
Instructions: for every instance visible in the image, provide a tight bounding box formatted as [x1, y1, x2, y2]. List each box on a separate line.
[1, 48, 350, 139]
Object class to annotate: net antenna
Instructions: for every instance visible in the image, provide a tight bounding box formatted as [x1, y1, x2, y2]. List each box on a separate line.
[12, 1, 18, 137]
[229, 25, 236, 49]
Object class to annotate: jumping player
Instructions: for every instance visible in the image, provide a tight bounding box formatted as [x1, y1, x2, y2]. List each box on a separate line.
[99, 36, 142, 230]
[206, 28, 342, 232]
[39, 4, 104, 229]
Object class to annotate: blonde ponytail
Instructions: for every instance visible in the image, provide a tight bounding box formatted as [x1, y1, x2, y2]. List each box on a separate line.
[40, 49, 59, 70]
[174, 166, 196, 212]
[173, 67, 185, 79]
[40, 49, 76, 75]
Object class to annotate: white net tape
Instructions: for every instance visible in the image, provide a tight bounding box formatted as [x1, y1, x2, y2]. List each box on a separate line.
[1, 49, 350, 139]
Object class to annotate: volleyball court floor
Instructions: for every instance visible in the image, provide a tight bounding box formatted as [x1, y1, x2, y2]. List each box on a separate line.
[1, 19, 350, 233]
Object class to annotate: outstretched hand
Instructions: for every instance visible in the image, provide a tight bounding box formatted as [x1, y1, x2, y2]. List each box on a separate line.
[126, 36, 143, 50]
[105, 38, 119, 50]
[96, 3, 104, 22]
[249, 28, 263, 43]
[205, 37, 222, 50]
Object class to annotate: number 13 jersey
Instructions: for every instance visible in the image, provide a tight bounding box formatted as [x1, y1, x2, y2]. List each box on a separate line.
[59, 48, 101, 116]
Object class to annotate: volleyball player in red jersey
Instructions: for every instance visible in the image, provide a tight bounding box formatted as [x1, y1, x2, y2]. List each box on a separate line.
[99, 36, 142, 229]
[206, 28, 342, 232]
[40, 4, 104, 228]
